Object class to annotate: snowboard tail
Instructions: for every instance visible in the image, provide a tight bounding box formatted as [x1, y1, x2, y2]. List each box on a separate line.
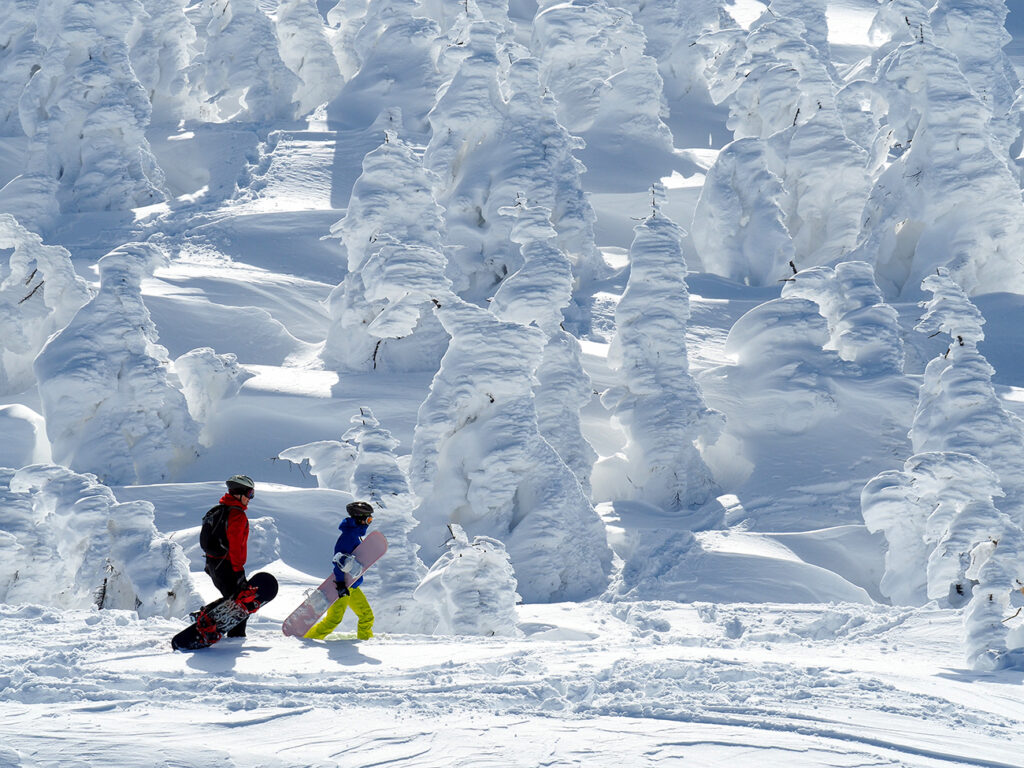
[282, 531, 387, 637]
[172, 572, 278, 651]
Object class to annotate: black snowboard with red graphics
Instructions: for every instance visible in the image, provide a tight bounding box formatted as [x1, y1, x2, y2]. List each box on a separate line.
[171, 572, 278, 651]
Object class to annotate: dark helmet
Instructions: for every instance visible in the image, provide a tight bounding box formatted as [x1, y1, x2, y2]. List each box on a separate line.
[226, 474, 255, 496]
[347, 501, 374, 522]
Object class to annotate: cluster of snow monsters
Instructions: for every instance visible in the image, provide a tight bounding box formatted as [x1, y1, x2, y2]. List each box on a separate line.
[0, 0, 1022, 665]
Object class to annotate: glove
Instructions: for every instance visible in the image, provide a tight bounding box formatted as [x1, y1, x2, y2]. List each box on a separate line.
[233, 571, 248, 593]
[335, 580, 349, 598]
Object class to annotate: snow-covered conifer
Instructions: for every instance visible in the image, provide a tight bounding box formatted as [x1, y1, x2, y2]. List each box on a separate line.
[34, 243, 201, 486]
[188, 0, 300, 122]
[963, 523, 1024, 671]
[412, 523, 520, 636]
[330, 0, 442, 133]
[278, 440, 356, 490]
[423, 21, 514, 298]
[322, 133, 451, 372]
[0, 214, 93, 395]
[325, 0, 367, 80]
[614, 0, 732, 104]
[694, 10, 870, 274]
[341, 408, 435, 633]
[410, 297, 611, 602]
[700, 297, 847, 435]
[701, 11, 834, 140]
[1, 465, 197, 617]
[930, 0, 1019, 152]
[426, 38, 603, 313]
[531, 0, 674, 170]
[131, 0, 199, 124]
[492, 201, 596, 493]
[0, 0, 166, 229]
[862, 451, 1004, 606]
[274, 0, 344, 115]
[848, 10, 1024, 297]
[911, 270, 1024, 528]
[0, 0, 43, 135]
[603, 189, 724, 524]
[173, 347, 254, 446]
[690, 138, 795, 284]
[501, 57, 604, 297]
[782, 261, 904, 375]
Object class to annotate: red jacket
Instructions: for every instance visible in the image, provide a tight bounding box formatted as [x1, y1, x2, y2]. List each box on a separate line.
[216, 493, 249, 571]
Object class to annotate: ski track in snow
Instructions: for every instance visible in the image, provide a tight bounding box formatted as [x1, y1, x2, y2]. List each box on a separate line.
[2, 600, 1023, 767]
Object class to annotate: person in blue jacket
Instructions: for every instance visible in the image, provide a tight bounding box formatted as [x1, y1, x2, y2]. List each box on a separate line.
[304, 501, 375, 640]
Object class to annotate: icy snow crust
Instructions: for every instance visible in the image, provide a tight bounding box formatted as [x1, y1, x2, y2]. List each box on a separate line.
[2, 0, 1024, 764]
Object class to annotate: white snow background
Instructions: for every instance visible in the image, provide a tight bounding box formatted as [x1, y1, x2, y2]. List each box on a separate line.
[2, 0, 1024, 765]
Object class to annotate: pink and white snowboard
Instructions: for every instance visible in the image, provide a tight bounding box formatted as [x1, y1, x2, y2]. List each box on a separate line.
[282, 531, 388, 637]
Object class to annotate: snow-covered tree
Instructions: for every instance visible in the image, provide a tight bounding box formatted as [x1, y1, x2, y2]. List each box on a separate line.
[0, 0, 166, 230]
[603, 190, 724, 524]
[278, 440, 356, 490]
[963, 523, 1024, 671]
[911, 270, 1024, 528]
[781, 261, 904, 375]
[929, 0, 1020, 153]
[173, 347, 254, 447]
[693, 9, 871, 276]
[847, 3, 1024, 297]
[410, 297, 611, 602]
[0, 0, 43, 135]
[700, 297, 849, 435]
[690, 138, 795, 283]
[130, 0, 199, 124]
[492, 201, 596, 492]
[0, 464, 197, 617]
[615, 0, 734, 104]
[188, 0, 300, 122]
[323, 133, 451, 372]
[329, 0, 442, 134]
[0, 214, 93, 395]
[531, 0, 675, 177]
[862, 451, 1004, 605]
[412, 523, 520, 636]
[423, 21, 517, 299]
[863, 270, 1024, 612]
[531, 0, 668, 143]
[501, 57, 605, 301]
[426, 34, 603, 318]
[280, 408, 437, 633]
[325, 0, 367, 80]
[274, 0, 343, 115]
[34, 243, 201, 486]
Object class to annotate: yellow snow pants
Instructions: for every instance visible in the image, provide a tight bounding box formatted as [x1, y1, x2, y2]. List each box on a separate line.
[304, 586, 374, 640]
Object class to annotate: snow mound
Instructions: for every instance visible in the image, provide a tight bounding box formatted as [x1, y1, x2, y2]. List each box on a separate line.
[413, 523, 520, 636]
[1, 464, 197, 618]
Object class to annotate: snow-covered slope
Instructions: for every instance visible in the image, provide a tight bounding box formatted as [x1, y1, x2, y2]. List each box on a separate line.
[2, 0, 1024, 764]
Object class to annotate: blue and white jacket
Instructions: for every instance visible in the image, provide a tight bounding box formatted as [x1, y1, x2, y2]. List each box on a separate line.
[332, 517, 369, 588]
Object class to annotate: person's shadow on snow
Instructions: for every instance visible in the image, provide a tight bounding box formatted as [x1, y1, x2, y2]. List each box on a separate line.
[182, 639, 255, 673]
[322, 639, 383, 667]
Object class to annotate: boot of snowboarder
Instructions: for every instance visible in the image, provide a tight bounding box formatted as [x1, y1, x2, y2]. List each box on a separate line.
[305, 501, 376, 640]
[200, 474, 254, 638]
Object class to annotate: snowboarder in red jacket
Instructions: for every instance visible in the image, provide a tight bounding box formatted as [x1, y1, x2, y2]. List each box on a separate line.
[201, 474, 254, 637]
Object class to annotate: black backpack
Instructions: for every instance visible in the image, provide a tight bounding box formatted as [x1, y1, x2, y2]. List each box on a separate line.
[200, 505, 230, 558]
